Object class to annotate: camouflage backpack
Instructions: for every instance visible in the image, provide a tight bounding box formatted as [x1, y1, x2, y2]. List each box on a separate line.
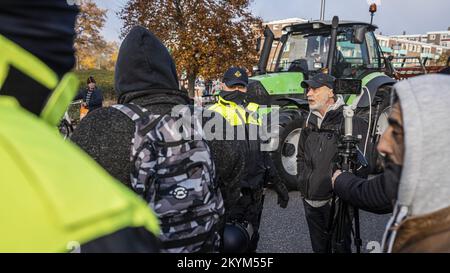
[112, 103, 224, 253]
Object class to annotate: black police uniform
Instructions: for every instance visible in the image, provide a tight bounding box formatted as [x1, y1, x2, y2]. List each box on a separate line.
[215, 67, 278, 253]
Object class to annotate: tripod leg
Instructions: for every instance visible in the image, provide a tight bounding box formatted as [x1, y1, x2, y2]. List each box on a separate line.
[326, 195, 337, 253]
[354, 207, 362, 253]
[334, 200, 349, 253]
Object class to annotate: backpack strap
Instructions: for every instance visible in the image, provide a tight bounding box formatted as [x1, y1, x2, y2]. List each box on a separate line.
[112, 103, 149, 122]
[114, 103, 167, 136]
[111, 103, 166, 195]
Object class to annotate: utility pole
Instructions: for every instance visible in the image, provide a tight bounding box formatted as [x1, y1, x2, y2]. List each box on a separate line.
[320, 0, 326, 20]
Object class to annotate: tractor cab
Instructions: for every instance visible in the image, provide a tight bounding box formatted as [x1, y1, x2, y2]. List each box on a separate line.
[273, 21, 390, 79]
[250, 20, 394, 105]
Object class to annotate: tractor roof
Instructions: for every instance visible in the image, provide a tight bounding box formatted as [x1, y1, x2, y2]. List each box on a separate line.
[283, 20, 378, 33]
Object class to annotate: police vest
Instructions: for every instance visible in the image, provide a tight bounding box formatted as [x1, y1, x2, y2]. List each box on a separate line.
[0, 36, 160, 252]
[208, 95, 262, 126]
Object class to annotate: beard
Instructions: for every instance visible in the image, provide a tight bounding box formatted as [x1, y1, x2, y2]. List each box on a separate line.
[309, 100, 326, 112]
[383, 157, 403, 202]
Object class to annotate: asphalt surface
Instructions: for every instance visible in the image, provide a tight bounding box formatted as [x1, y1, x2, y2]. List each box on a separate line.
[257, 189, 391, 253]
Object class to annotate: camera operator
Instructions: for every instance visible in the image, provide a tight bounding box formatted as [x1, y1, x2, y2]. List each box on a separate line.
[332, 74, 450, 252]
[331, 165, 399, 214]
[297, 72, 369, 253]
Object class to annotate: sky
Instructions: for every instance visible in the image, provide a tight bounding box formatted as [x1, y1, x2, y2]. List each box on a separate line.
[94, 0, 450, 42]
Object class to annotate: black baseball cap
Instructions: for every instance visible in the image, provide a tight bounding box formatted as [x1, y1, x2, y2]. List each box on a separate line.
[301, 72, 335, 89]
[222, 67, 248, 87]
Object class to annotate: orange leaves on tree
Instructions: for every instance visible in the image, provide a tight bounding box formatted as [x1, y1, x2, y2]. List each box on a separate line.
[119, 0, 263, 95]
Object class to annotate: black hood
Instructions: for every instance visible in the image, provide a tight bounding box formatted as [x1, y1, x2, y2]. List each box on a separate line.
[115, 26, 180, 97]
[0, 0, 78, 78]
[0, 0, 78, 115]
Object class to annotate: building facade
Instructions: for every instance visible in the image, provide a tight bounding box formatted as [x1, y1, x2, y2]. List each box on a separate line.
[377, 32, 449, 65]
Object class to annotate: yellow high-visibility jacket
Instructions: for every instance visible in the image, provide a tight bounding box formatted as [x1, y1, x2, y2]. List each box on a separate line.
[0, 35, 160, 253]
[208, 95, 261, 126]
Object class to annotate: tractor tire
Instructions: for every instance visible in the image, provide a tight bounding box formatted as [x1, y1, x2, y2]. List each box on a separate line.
[269, 109, 304, 191]
[356, 85, 393, 174]
[371, 86, 394, 173]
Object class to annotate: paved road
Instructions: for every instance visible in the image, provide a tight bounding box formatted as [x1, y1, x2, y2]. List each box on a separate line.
[257, 189, 391, 253]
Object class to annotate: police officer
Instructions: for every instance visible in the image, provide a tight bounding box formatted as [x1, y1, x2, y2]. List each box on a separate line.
[209, 67, 289, 252]
[0, 0, 160, 252]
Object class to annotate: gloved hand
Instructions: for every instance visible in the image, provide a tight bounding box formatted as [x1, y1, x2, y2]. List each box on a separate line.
[273, 181, 289, 208]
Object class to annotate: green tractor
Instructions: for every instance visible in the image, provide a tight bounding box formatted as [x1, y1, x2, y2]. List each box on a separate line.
[249, 16, 396, 190]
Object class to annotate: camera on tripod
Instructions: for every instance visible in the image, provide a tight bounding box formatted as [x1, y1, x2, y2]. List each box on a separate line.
[326, 78, 370, 253]
[333, 78, 369, 173]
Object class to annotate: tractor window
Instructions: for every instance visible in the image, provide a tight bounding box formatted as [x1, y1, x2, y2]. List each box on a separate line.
[333, 29, 383, 77]
[336, 40, 364, 65]
[334, 32, 369, 77]
[277, 33, 330, 72]
[276, 27, 383, 78]
[365, 32, 381, 69]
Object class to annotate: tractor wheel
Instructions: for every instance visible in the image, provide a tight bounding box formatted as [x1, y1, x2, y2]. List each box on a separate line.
[356, 85, 393, 174]
[371, 86, 394, 173]
[269, 109, 304, 191]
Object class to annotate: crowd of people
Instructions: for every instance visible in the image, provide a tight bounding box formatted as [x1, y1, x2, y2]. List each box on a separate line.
[1, 0, 449, 253]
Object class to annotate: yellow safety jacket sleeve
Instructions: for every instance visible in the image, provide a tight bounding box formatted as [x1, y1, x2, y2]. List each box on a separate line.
[0, 97, 160, 252]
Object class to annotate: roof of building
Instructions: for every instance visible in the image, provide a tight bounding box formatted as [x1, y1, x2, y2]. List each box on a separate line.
[375, 34, 391, 40]
[390, 34, 427, 38]
[427, 30, 450, 35]
[390, 37, 450, 49]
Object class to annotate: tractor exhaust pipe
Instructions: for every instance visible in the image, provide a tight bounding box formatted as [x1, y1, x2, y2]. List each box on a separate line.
[320, 0, 326, 20]
[327, 16, 339, 75]
[257, 26, 274, 75]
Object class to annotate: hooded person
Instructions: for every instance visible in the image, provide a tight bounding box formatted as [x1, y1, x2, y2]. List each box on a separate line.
[71, 26, 247, 252]
[0, 0, 161, 252]
[71, 26, 188, 186]
[381, 74, 450, 253]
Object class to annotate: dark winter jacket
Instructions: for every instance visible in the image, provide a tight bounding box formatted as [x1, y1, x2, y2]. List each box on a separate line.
[202, 108, 248, 211]
[297, 102, 369, 201]
[74, 87, 103, 112]
[333, 162, 401, 214]
[71, 26, 245, 212]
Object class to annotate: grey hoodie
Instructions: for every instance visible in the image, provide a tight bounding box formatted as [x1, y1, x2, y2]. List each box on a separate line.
[395, 74, 450, 216]
[383, 74, 450, 251]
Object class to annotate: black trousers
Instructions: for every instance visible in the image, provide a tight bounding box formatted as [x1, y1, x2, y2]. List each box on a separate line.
[228, 187, 265, 252]
[302, 199, 353, 253]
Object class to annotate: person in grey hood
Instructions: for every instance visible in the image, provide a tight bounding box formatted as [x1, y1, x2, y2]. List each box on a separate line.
[71, 26, 246, 248]
[381, 74, 450, 253]
[333, 74, 450, 252]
